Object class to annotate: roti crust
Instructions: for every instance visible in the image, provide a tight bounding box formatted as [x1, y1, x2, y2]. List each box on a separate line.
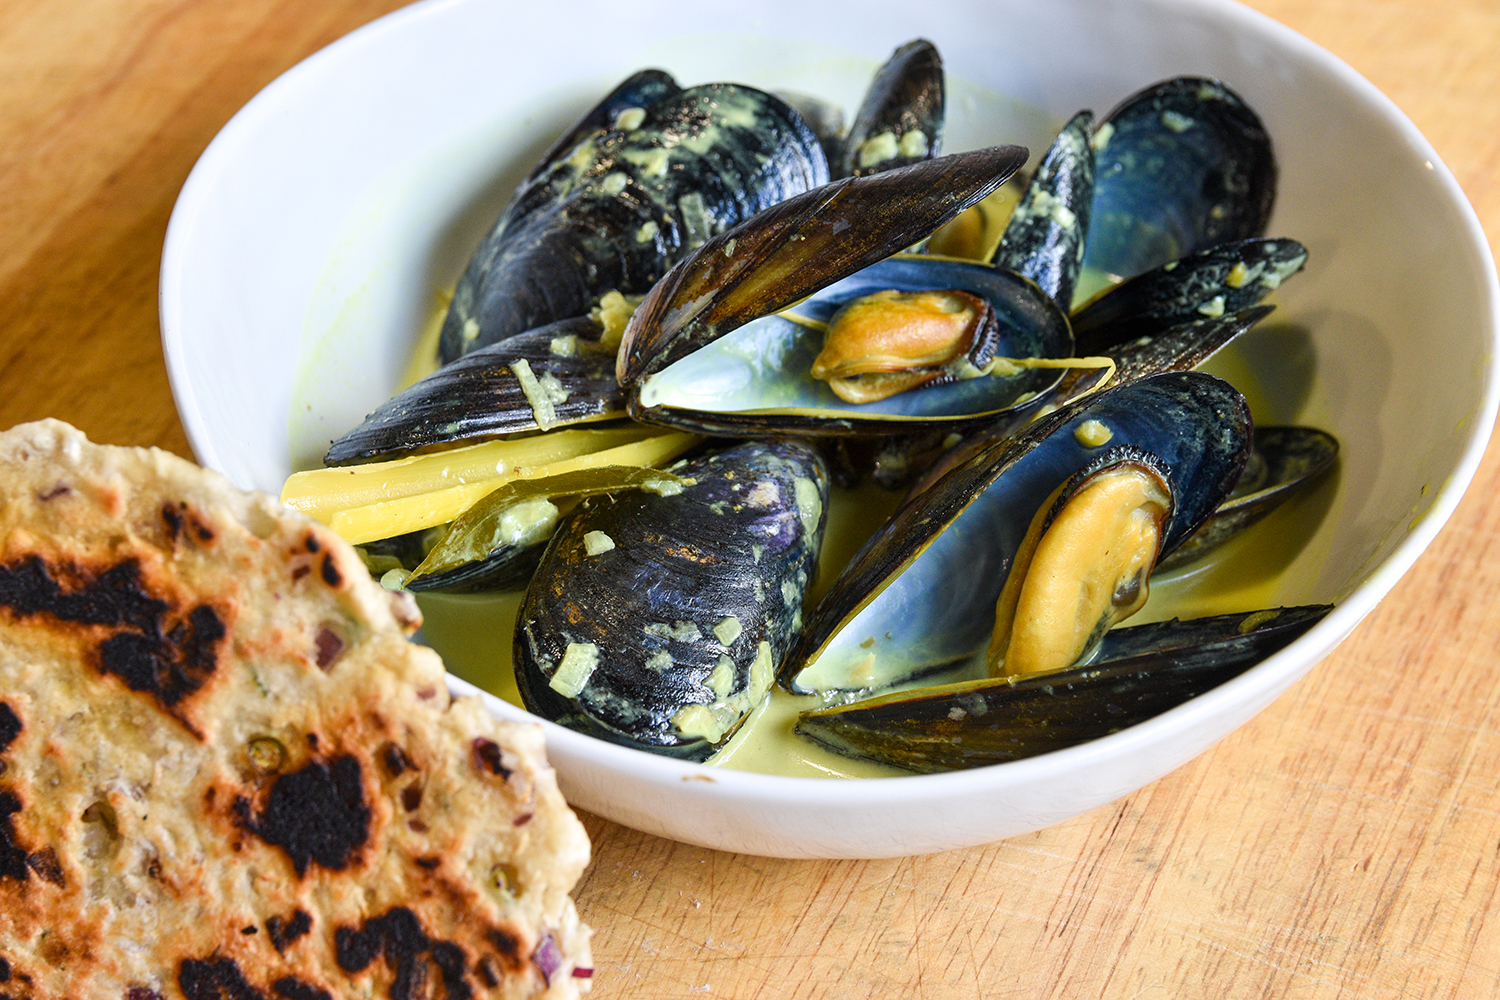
[0, 420, 592, 1000]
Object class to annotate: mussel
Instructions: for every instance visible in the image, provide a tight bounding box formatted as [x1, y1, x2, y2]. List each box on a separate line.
[302, 58, 1339, 783]
[836, 39, 945, 179]
[401, 465, 693, 593]
[783, 371, 1253, 695]
[794, 604, 1332, 772]
[990, 110, 1095, 309]
[440, 74, 830, 362]
[616, 145, 1086, 438]
[1071, 238, 1308, 353]
[514, 439, 829, 760]
[773, 371, 1340, 774]
[326, 316, 624, 464]
[1158, 425, 1339, 570]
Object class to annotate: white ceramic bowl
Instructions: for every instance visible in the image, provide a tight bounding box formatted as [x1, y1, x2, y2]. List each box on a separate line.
[161, 0, 1499, 857]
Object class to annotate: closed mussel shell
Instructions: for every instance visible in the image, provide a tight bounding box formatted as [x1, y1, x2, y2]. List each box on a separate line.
[514, 439, 829, 760]
[837, 39, 945, 178]
[520, 68, 682, 187]
[783, 371, 1252, 695]
[326, 316, 623, 465]
[441, 81, 829, 361]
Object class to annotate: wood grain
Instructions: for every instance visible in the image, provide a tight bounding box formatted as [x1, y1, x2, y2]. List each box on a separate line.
[1, 1, 1497, 996]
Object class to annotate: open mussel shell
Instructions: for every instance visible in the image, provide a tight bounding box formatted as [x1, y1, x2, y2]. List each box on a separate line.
[837, 39, 944, 178]
[616, 146, 1060, 437]
[1082, 77, 1276, 290]
[784, 370, 1252, 695]
[1158, 425, 1339, 571]
[1072, 238, 1307, 353]
[991, 110, 1095, 309]
[514, 440, 829, 760]
[629, 256, 1071, 437]
[440, 81, 829, 361]
[823, 237, 1287, 492]
[326, 316, 623, 464]
[794, 604, 1332, 773]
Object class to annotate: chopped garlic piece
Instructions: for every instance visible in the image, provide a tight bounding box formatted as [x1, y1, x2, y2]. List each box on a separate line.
[713, 617, 743, 647]
[897, 129, 929, 158]
[856, 131, 899, 168]
[1074, 419, 1114, 447]
[509, 359, 562, 430]
[550, 642, 600, 697]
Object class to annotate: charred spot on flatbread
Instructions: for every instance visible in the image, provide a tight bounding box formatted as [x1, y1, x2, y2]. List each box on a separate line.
[0, 791, 28, 882]
[178, 957, 265, 1000]
[0, 556, 230, 734]
[378, 742, 413, 778]
[24, 847, 63, 886]
[0, 703, 18, 755]
[234, 755, 371, 876]
[472, 738, 514, 780]
[266, 910, 312, 953]
[0, 556, 167, 630]
[162, 501, 216, 547]
[0, 700, 50, 888]
[319, 555, 342, 588]
[98, 603, 226, 707]
[335, 908, 483, 1000]
[271, 977, 331, 1000]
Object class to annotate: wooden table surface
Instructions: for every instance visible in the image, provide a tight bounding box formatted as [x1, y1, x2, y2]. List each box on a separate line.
[4, 1, 1499, 996]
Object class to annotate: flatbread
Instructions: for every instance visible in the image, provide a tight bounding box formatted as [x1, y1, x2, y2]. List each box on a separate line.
[0, 420, 592, 1000]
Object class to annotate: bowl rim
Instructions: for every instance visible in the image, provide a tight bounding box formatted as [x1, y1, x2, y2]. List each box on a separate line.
[159, 0, 1500, 809]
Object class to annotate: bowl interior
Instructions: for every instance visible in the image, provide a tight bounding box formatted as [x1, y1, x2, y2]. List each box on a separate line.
[161, 0, 1498, 857]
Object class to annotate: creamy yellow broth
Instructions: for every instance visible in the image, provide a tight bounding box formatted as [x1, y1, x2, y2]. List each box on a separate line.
[418, 385, 1336, 780]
